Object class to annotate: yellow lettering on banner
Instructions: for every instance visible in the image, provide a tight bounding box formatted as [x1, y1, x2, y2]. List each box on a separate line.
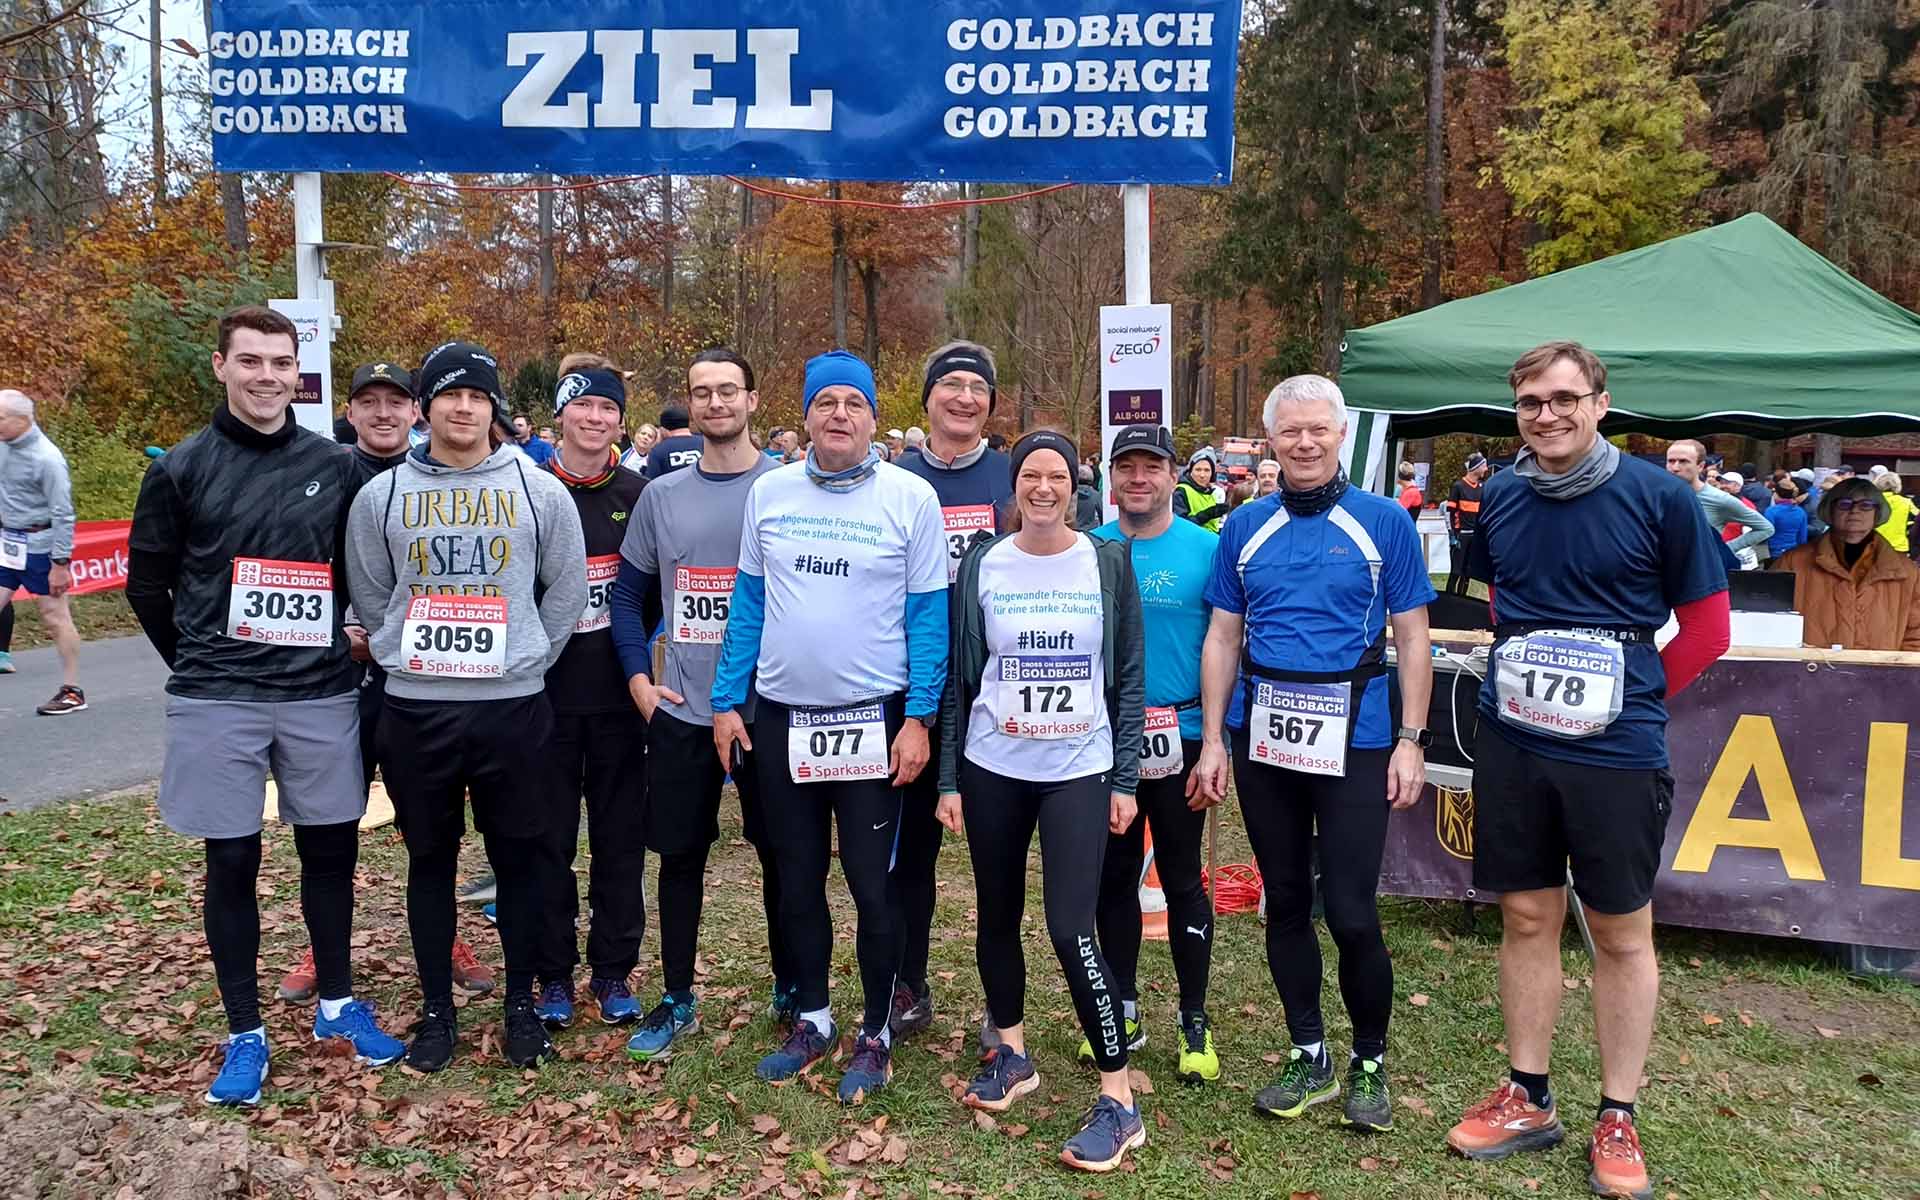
[1861, 722, 1920, 891]
[1672, 714, 1826, 881]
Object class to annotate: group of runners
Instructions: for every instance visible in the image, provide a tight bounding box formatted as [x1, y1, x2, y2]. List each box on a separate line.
[112, 308, 1729, 1197]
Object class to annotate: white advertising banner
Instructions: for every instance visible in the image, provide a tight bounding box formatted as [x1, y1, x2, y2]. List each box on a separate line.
[269, 298, 334, 438]
[1097, 303, 1175, 521]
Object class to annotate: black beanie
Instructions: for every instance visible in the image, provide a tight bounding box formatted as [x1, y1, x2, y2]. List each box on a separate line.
[418, 341, 504, 411]
[922, 345, 997, 411]
[555, 367, 626, 416]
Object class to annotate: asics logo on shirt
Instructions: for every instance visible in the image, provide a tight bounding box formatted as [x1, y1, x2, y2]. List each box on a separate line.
[304, 480, 321, 497]
[1015, 629, 1076, 650]
[793, 554, 850, 577]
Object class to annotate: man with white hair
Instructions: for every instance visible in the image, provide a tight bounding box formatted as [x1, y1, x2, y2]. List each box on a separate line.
[1191, 373, 1435, 1134]
[1255, 459, 1280, 497]
[0, 388, 84, 712]
[903, 426, 926, 455]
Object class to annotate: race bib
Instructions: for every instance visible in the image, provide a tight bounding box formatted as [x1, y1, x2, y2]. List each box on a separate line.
[1139, 706, 1184, 780]
[575, 554, 620, 634]
[671, 566, 734, 644]
[0, 531, 26, 571]
[224, 557, 333, 646]
[994, 652, 1098, 740]
[788, 702, 889, 783]
[1248, 679, 1351, 777]
[942, 504, 996, 583]
[399, 594, 508, 678]
[1493, 630, 1625, 739]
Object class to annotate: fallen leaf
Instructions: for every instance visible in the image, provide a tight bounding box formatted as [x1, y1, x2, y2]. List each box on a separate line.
[972, 1110, 997, 1132]
[1562, 978, 1580, 991]
[1006, 1123, 1029, 1139]
[1701, 1013, 1724, 1027]
[672, 1145, 699, 1168]
[880, 1135, 907, 1164]
[1408, 993, 1431, 1008]
[1127, 1067, 1154, 1095]
[701, 1120, 720, 1138]
[751, 1114, 781, 1136]
[1261, 1052, 1283, 1065]
[846, 1139, 870, 1164]
[1357, 1155, 1381, 1171]
[1289, 1192, 1323, 1200]
[1857, 1072, 1883, 1087]
[1814, 1025, 1842, 1039]
[1737, 1012, 1754, 1028]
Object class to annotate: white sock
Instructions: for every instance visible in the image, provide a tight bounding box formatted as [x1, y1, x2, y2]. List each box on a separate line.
[1122, 1000, 1138, 1022]
[800, 1006, 833, 1038]
[873, 1022, 893, 1049]
[1351, 1050, 1382, 1066]
[1295, 1040, 1325, 1062]
[317, 995, 352, 1021]
[231, 1025, 266, 1045]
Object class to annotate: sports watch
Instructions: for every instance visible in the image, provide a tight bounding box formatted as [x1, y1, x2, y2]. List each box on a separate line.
[1395, 725, 1433, 749]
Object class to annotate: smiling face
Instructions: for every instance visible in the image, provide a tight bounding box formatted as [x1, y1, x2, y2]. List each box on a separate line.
[559, 394, 622, 458]
[804, 385, 875, 469]
[429, 387, 495, 458]
[212, 327, 299, 432]
[1111, 449, 1174, 518]
[1513, 356, 1608, 473]
[926, 369, 991, 447]
[348, 383, 418, 457]
[1267, 397, 1345, 490]
[688, 360, 757, 443]
[1255, 460, 1280, 495]
[1015, 447, 1074, 531]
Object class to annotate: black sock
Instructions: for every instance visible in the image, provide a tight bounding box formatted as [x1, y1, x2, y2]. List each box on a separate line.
[1598, 1096, 1635, 1120]
[1510, 1068, 1552, 1110]
[0, 602, 13, 653]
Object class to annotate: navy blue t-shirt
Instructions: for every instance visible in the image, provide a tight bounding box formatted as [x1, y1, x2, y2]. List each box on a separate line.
[1204, 488, 1436, 749]
[647, 433, 704, 478]
[1467, 454, 1728, 769]
[894, 445, 1015, 590]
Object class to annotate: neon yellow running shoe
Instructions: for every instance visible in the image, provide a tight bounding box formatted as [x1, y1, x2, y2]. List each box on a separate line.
[1077, 1016, 1146, 1064]
[1177, 1009, 1220, 1083]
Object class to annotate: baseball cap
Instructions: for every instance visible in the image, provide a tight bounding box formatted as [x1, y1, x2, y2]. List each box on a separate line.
[349, 362, 414, 400]
[1721, 471, 1744, 487]
[887, 428, 905, 439]
[1109, 424, 1175, 461]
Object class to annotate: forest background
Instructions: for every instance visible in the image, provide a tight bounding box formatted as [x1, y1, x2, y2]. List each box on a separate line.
[4, 0, 1918, 519]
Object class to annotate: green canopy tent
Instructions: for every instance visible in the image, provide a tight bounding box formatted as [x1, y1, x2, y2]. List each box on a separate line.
[1338, 215, 1920, 470]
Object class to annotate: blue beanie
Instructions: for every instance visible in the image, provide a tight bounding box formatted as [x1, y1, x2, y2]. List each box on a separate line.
[803, 350, 877, 413]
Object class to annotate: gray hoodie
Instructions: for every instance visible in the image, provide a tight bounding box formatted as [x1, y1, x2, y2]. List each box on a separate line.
[0, 424, 75, 558]
[346, 444, 585, 701]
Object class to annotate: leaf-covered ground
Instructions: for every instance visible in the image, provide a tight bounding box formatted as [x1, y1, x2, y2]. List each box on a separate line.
[1, 792, 1915, 1199]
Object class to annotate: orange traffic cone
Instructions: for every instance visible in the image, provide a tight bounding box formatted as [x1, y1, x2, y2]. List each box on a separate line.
[1139, 824, 1170, 942]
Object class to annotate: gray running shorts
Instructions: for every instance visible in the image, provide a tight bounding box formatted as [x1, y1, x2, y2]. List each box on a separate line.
[159, 692, 366, 839]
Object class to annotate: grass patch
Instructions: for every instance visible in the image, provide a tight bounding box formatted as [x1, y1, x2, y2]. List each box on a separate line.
[0, 792, 1915, 1198]
[5, 590, 142, 651]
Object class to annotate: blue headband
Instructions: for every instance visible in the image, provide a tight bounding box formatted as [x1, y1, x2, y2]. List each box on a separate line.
[803, 350, 877, 413]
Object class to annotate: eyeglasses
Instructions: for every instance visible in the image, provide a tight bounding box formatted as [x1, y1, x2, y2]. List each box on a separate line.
[809, 396, 870, 416]
[1513, 391, 1598, 418]
[689, 384, 743, 402]
[1831, 498, 1878, 513]
[933, 377, 992, 398]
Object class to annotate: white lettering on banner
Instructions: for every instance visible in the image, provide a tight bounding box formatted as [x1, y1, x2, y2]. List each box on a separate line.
[210, 28, 411, 60]
[651, 28, 738, 128]
[504, 31, 588, 128]
[210, 65, 408, 97]
[944, 103, 1204, 140]
[946, 14, 1214, 51]
[213, 103, 406, 135]
[788, 703, 889, 783]
[225, 557, 335, 647]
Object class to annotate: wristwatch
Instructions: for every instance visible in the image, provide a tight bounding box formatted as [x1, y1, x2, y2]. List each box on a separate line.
[1395, 725, 1433, 749]
[908, 713, 937, 731]
[51, 557, 70, 566]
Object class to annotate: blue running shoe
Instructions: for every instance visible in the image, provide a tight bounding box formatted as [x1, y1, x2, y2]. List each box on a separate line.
[535, 980, 574, 1029]
[626, 994, 700, 1062]
[837, 1031, 892, 1105]
[0, 651, 14, 674]
[206, 1031, 270, 1107]
[963, 1044, 1040, 1113]
[313, 999, 405, 1066]
[591, 976, 640, 1025]
[755, 1018, 833, 1081]
[1059, 1095, 1146, 1174]
[482, 902, 497, 925]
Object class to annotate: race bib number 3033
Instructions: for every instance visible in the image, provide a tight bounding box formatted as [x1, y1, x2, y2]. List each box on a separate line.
[399, 595, 508, 678]
[1247, 679, 1350, 777]
[788, 702, 889, 784]
[672, 565, 735, 644]
[224, 557, 333, 646]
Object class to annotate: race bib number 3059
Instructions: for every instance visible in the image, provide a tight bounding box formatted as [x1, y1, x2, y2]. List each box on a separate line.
[788, 702, 889, 783]
[942, 505, 996, 583]
[576, 554, 620, 633]
[671, 566, 735, 644]
[400, 595, 508, 678]
[225, 557, 333, 646]
[1248, 680, 1350, 777]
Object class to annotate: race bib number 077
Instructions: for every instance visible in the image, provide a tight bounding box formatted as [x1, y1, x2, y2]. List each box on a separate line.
[788, 702, 889, 784]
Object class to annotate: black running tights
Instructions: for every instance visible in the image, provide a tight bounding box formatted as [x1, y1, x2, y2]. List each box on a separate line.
[205, 820, 358, 1034]
[1096, 740, 1214, 1014]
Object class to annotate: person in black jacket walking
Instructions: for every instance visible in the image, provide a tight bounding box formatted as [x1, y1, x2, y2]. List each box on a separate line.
[936, 429, 1149, 1174]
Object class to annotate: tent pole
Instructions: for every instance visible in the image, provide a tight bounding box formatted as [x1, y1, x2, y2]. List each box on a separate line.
[1123, 185, 1150, 306]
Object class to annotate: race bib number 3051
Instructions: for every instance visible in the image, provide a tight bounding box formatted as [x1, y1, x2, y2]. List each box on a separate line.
[942, 505, 996, 583]
[1493, 631, 1624, 739]
[1248, 680, 1351, 777]
[788, 702, 889, 783]
[576, 554, 620, 634]
[400, 595, 508, 678]
[225, 557, 333, 646]
[671, 566, 735, 644]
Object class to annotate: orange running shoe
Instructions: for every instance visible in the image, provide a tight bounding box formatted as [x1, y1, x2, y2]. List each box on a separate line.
[1588, 1109, 1653, 1199]
[1446, 1080, 1566, 1161]
[450, 939, 495, 995]
[276, 946, 318, 1003]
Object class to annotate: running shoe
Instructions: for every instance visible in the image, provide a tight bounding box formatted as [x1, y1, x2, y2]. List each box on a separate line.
[1077, 1016, 1146, 1065]
[889, 982, 934, 1040]
[1176, 1009, 1220, 1084]
[963, 1044, 1040, 1112]
[626, 994, 700, 1061]
[837, 1031, 893, 1104]
[456, 873, 497, 904]
[1059, 1095, 1146, 1173]
[450, 940, 495, 995]
[755, 1018, 833, 1081]
[503, 993, 557, 1068]
[535, 980, 574, 1029]
[1588, 1109, 1654, 1199]
[482, 902, 497, 926]
[769, 981, 799, 1031]
[275, 947, 318, 1003]
[205, 1031, 269, 1106]
[1445, 1080, 1566, 1160]
[979, 1012, 1003, 1056]
[0, 651, 14, 673]
[36, 684, 86, 715]
[313, 999, 405, 1066]
[1253, 1047, 1338, 1118]
[404, 1010, 457, 1073]
[591, 976, 640, 1025]
[1341, 1057, 1393, 1132]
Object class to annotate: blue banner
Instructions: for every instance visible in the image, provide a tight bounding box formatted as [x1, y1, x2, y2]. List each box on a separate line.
[207, 0, 1242, 184]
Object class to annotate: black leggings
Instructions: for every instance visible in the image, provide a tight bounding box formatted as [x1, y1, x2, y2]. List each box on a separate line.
[1097, 739, 1213, 1014]
[1446, 533, 1474, 596]
[1232, 738, 1394, 1058]
[205, 820, 359, 1034]
[656, 845, 708, 995]
[543, 710, 649, 982]
[0, 600, 12, 653]
[892, 730, 944, 992]
[752, 698, 904, 1034]
[962, 759, 1128, 1073]
[408, 829, 553, 1011]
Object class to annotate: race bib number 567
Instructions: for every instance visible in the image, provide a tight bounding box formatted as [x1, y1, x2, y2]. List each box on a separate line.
[225, 557, 333, 646]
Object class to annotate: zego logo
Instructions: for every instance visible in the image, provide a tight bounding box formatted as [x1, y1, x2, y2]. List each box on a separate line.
[1108, 335, 1161, 363]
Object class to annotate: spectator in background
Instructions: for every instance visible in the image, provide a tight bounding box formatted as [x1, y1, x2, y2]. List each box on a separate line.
[1444, 453, 1490, 596]
[886, 429, 906, 458]
[1777, 477, 1920, 650]
[764, 426, 788, 459]
[1764, 479, 1808, 559]
[538, 425, 556, 445]
[620, 422, 657, 474]
[1396, 462, 1423, 522]
[1174, 449, 1227, 532]
[1792, 468, 1826, 537]
[1874, 472, 1914, 555]
[986, 432, 1009, 453]
[647, 404, 704, 479]
[1716, 472, 1772, 567]
[510, 414, 555, 465]
[905, 427, 926, 456]
[1226, 479, 1256, 512]
[1667, 441, 1770, 569]
[1738, 463, 1771, 511]
[1255, 458, 1280, 497]
[1074, 464, 1103, 529]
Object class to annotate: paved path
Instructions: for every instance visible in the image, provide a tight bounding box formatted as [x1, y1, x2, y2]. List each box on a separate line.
[0, 635, 168, 813]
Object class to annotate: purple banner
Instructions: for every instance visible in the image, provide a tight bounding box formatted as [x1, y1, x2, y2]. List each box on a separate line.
[1107, 388, 1163, 427]
[1381, 658, 1920, 950]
